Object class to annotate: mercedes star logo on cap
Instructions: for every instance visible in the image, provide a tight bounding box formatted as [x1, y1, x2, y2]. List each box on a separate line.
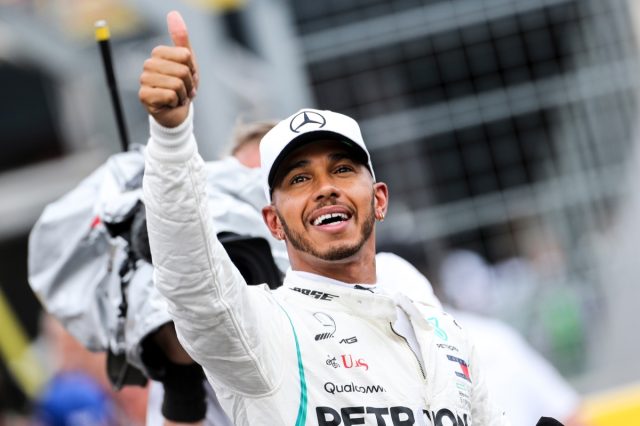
[289, 111, 326, 133]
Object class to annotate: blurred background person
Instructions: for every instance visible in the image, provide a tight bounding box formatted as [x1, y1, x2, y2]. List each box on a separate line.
[439, 249, 590, 426]
[33, 314, 147, 425]
[2, 0, 640, 423]
[446, 308, 588, 426]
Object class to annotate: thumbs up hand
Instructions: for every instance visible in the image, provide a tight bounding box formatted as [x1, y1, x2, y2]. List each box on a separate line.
[139, 11, 199, 128]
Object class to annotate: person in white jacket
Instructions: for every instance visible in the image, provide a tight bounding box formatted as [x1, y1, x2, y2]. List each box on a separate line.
[139, 11, 509, 426]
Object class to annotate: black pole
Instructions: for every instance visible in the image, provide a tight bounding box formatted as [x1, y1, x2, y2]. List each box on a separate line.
[95, 20, 130, 152]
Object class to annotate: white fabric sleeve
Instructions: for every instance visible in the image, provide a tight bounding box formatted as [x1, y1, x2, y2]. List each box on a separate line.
[142, 107, 283, 396]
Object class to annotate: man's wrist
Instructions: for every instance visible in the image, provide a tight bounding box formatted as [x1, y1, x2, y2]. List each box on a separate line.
[147, 105, 196, 162]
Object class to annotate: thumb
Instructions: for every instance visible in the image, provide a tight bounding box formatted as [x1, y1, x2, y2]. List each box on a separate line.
[167, 10, 191, 49]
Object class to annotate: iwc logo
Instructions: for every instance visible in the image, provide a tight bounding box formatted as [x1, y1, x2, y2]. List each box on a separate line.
[289, 111, 326, 133]
[313, 312, 336, 341]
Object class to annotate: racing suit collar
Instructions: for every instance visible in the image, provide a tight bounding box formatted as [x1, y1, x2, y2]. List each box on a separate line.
[288, 269, 378, 291]
[282, 269, 396, 321]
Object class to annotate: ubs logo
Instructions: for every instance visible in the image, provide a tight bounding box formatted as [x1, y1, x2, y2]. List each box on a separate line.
[326, 355, 340, 368]
[341, 354, 368, 371]
[324, 354, 369, 370]
[289, 111, 326, 133]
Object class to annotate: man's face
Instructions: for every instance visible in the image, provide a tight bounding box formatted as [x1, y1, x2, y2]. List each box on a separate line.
[263, 140, 387, 264]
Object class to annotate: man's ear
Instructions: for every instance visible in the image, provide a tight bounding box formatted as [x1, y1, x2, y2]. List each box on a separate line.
[373, 182, 389, 217]
[262, 205, 284, 240]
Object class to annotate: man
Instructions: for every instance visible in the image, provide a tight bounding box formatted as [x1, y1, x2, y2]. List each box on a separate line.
[140, 11, 508, 425]
[28, 119, 441, 426]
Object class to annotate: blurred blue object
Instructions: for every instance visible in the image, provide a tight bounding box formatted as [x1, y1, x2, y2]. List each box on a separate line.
[34, 372, 115, 426]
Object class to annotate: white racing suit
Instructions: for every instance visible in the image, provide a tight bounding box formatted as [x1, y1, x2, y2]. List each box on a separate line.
[143, 109, 510, 426]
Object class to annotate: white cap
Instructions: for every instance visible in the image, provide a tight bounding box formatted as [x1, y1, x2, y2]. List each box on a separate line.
[260, 108, 375, 201]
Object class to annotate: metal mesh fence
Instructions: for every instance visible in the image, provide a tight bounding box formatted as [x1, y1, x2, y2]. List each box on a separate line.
[290, 0, 640, 379]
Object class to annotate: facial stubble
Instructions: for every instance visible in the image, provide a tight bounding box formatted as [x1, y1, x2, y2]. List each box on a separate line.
[276, 194, 376, 261]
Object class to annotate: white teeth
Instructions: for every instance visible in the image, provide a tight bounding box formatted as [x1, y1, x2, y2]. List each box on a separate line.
[313, 212, 348, 226]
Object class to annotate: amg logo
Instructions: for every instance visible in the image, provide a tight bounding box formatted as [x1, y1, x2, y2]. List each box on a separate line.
[292, 287, 338, 301]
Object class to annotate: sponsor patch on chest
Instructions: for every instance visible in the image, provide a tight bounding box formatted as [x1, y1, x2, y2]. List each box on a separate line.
[315, 406, 471, 426]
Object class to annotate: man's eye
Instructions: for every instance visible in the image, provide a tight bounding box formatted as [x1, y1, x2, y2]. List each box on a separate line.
[335, 165, 354, 174]
[290, 175, 308, 185]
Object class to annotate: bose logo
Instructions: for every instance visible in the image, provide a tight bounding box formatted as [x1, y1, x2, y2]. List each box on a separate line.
[292, 287, 338, 301]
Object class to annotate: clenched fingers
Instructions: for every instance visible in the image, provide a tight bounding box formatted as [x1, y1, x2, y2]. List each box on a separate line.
[150, 45, 197, 78]
[138, 85, 181, 113]
[142, 56, 195, 98]
[140, 70, 191, 106]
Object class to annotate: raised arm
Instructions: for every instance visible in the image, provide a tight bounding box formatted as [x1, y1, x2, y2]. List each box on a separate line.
[139, 11, 283, 396]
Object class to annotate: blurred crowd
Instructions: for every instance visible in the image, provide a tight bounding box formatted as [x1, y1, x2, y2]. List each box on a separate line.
[0, 315, 148, 426]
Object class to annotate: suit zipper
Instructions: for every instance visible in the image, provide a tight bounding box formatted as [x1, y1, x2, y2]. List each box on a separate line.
[390, 322, 426, 380]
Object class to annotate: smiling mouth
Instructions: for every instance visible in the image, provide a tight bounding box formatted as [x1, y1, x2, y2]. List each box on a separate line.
[312, 212, 350, 226]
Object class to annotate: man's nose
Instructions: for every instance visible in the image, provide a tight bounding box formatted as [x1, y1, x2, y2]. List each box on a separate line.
[313, 175, 341, 201]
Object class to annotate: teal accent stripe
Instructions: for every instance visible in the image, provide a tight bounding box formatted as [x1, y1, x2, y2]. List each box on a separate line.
[279, 305, 308, 425]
